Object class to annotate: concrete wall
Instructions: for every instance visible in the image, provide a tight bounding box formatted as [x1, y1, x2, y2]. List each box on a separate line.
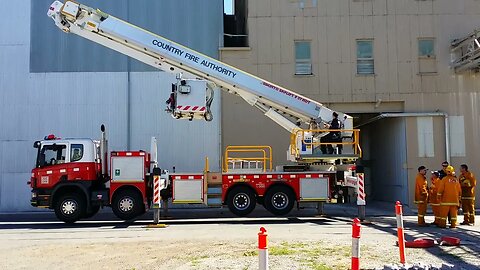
[220, 0, 480, 207]
[0, 0, 223, 211]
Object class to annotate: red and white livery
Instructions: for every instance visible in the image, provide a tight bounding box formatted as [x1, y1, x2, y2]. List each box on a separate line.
[29, 1, 365, 223]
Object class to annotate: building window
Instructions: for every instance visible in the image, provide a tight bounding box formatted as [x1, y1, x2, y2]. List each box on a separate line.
[418, 39, 435, 58]
[223, 0, 248, 47]
[418, 38, 437, 74]
[295, 41, 312, 75]
[356, 40, 374, 75]
[224, 0, 234, 15]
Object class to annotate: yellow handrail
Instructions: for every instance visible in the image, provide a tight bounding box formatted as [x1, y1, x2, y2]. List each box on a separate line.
[290, 128, 362, 158]
[223, 145, 272, 173]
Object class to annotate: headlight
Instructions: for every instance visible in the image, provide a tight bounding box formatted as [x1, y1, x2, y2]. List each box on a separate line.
[31, 192, 37, 198]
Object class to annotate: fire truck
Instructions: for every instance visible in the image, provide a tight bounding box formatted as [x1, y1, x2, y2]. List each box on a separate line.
[30, 1, 363, 223]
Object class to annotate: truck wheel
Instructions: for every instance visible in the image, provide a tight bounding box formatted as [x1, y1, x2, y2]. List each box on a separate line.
[112, 190, 143, 220]
[54, 193, 86, 223]
[227, 186, 256, 216]
[83, 205, 100, 219]
[264, 186, 295, 216]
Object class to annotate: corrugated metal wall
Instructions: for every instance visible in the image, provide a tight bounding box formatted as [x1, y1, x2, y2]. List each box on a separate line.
[0, 0, 223, 211]
[128, 72, 221, 172]
[31, 0, 223, 72]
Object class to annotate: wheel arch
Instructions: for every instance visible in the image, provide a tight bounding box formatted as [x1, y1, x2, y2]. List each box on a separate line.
[111, 185, 144, 204]
[265, 183, 296, 200]
[224, 183, 258, 204]
[51, 182, 89, 208]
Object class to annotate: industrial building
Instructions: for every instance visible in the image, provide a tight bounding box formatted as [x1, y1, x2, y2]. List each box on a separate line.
[220, 0, 480, 207]
[0, 0, 223, 211]
[0, 0, 478, 211]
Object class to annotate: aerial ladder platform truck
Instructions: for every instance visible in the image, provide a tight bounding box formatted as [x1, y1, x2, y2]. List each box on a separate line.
[29, 1, 363, 223]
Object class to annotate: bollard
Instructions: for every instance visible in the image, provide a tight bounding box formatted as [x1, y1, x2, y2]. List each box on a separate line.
[395, 201, 406, 265]
[357, 173, 366, 221]
[146, 174, 167, 228]
[153, 175, 161, 224]
[258, 227, 268, 270]
[351, 218, 361, 270]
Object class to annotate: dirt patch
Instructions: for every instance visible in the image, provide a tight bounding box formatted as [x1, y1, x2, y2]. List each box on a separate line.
[0, 238, 462, 270]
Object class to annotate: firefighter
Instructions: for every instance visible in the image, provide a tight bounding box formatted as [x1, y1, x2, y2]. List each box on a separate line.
[437, 161, 451, 224]
[320, 112, 341, 154]
[436, 166, 462, 228]
[459, 164, 476, 225]
[438, 161, 449, 180]
[414, 166, 429, 226]
[429, 171, 441, 225]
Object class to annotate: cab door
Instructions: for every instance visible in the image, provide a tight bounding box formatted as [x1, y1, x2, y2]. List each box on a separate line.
[34, 143, 69, 189]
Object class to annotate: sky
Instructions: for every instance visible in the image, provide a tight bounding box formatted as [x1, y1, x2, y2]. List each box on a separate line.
[224, 0, 234, 14]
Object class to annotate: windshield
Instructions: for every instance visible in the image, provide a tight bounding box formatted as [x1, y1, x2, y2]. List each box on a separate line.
[37, 144, 67, 168]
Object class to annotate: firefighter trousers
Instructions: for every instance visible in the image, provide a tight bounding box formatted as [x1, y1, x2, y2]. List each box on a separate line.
[431, 204, 440, 224]
[438, 205, 458, 228]
[462, 199, 475, 224]
[417, 203, 427, 225]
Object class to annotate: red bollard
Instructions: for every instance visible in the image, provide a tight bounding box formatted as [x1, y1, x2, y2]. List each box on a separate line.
[258, 227, 268, 270]
[395, 201, 406, 265]
[351, 218, 361, 270]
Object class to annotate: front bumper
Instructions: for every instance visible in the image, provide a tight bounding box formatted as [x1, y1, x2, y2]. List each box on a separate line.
[30, 190, 51, 208]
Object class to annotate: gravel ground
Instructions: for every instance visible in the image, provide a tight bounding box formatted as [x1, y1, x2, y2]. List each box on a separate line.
[0, 206, 479, 270]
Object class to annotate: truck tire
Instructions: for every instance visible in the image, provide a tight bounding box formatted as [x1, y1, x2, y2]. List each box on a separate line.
[226, 186, 256, 216]
[264, 186, 295, 216]
[54, 193, 86, 223]
[112, 189, 143, 220]
[82, 205, 100, 219]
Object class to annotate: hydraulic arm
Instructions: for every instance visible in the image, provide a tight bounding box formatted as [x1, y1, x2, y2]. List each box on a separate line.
[47, 1, 353, 133]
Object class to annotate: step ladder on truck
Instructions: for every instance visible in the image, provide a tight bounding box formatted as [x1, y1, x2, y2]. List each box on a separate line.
[29, 1, 364, 223]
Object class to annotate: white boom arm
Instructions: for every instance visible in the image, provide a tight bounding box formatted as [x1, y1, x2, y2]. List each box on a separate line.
[47, 1, 353, 133]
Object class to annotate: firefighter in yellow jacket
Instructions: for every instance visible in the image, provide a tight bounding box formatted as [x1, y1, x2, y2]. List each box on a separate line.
[437, 166, 462, 228]
[429, 171, 441, 225]
[415, 166, 429, 226]
[459, 164, 476, 225]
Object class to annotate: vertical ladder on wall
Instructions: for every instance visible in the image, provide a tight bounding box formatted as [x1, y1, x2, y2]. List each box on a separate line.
[451, 28, 480, 73]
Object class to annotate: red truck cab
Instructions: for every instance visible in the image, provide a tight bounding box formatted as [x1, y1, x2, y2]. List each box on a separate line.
[30, 136, 107, 222]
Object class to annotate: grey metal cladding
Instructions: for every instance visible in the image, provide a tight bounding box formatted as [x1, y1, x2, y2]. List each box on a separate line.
[30, 0, 223, 72]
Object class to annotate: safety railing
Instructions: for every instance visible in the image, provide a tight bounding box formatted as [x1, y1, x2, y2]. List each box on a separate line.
[290, 128, 362, 159]
[223, 145, 272, 173]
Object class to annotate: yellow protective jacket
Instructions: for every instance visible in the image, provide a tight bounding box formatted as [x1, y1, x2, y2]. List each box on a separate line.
[429, 177, 440, 204]
[437, 175, 461, 206]
[415, 173, 428, 204]
[459, 171, 476, 199]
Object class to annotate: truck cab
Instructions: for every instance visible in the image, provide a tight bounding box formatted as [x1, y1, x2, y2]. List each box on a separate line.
[34, 136, 98, 166]
[30, 136, 105, 222]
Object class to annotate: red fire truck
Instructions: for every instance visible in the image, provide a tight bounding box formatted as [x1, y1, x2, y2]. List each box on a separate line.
[31, 1, 363, 223]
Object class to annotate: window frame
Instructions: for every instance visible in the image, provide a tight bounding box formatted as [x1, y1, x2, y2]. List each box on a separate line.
[418, 38, 436, 59]
[70, 144, 84, 162]
[37, 143, 67, 167]
[294, 40, 313, 75]
[356, 39, 374, 75]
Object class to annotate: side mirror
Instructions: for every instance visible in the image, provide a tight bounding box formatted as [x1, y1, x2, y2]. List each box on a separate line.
[33, 141, 41, 148]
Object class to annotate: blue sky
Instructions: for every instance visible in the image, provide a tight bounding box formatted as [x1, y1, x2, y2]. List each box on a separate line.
[224, 0, 234, 14]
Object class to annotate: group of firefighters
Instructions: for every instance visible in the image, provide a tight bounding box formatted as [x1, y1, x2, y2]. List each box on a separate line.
[415, 161, 476, 228]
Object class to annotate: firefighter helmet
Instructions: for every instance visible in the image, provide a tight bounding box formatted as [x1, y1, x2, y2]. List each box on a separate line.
[445, 165, 455, 175]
